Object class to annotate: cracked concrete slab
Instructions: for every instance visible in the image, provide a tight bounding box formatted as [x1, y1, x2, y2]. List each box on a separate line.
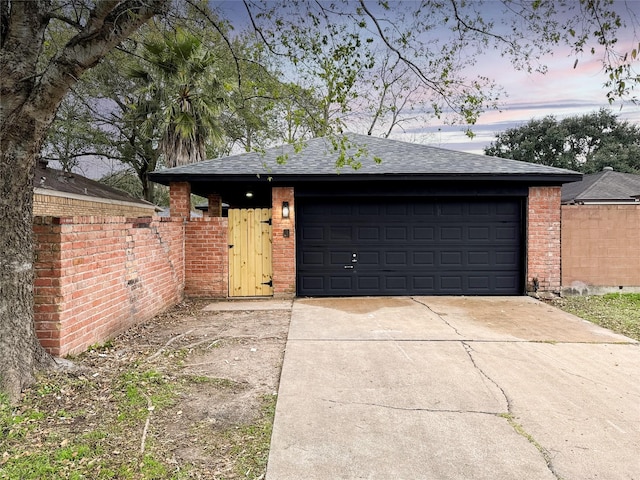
[467, 341, 640, 480]
[289, 296, 460, 341]
[267, 296, 640, 479]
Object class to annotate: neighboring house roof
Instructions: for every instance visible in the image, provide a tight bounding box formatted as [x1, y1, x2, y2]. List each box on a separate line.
[34, 161, 158, 210]
[561, 168, 640, 204]
[149, 133, 582, 206]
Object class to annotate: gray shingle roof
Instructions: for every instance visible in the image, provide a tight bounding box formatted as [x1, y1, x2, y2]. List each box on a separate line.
[35, 162, 156, 208]
[150, 133, 580, 181]
[561, 169, 640, 203]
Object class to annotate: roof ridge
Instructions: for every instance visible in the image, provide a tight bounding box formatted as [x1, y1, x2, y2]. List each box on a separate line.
[575, 170, 607, 200]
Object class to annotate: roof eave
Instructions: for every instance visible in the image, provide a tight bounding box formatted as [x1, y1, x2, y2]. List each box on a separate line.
[149, 172, 582, 186]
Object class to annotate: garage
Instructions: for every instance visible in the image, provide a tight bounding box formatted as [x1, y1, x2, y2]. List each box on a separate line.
[297, 196, 524, 296]
[150, 132, 581, 298]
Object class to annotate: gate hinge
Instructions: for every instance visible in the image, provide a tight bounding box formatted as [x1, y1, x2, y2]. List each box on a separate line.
[261, 279, 273, 287]
[261, 218, 272, 225]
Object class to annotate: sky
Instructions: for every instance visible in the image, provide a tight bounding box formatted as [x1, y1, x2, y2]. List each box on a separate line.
[381, 1, 640, 154]
[211, 0, 640, 155]
[390, 49, 640, 154]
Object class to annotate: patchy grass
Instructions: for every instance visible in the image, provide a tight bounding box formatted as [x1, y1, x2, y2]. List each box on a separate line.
[228, 394, 277, 478]
[552, 293, 640, 341]
[0, 301, 288, 480]
[0, 369, 184, 480]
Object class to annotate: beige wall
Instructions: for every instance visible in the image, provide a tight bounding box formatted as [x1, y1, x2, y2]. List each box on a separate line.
[34, 191, 155, 218]
[562, 204, 640, 293]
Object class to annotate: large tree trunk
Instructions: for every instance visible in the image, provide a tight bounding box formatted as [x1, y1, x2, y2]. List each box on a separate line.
[0, 121, 55, 401]
[0, 0, 167, 403]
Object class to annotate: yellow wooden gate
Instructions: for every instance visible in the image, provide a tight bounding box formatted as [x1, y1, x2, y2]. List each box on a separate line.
[228, 208, 273, 297]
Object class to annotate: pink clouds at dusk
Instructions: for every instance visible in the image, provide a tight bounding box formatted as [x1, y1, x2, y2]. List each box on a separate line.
[406, 13, 640, 154]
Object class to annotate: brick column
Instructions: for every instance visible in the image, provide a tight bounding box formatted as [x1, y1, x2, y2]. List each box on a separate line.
[206, 194, 222, 217]
[527, 186, 561, 294]
[169, 182, 191, 219]
[272, 187, 296, 297]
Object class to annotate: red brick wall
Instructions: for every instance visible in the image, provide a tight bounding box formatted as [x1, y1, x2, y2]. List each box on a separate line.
[170, 182, 191, 218]
[33, 216, 185, 356]
[272, 187, 296, 297]
[206, 194, 222, 217]
[527, 186, 562, 293]
[184, 217, 229, 297]
[561, 204, 640, 291]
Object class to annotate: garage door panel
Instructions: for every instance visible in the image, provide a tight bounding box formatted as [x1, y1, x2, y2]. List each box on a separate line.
[301, 251, 325, 266]
[413, 251, 435, 266]
[384, 226, 408, 241]
[441, 203, 464, 216]
[385, 276, 408, 290]
[384, 251, 408, 266]
[357, 276, 380, 290]
[440, 276, 464, 290]
[300, 275, 324, 292]
[330, 275, 354, 291]
[297, 197, 523, 296]
[469, 226, 490, 241]
[413, 276, 435, 291]
[469, 203, 491, 215]
[496, 225, 518, 240]
[356, 226, 379, 240]
[468, 276, 491, 290]
[300, 225, 325, 241]
[440, 226, 463, 240]
[330, 226, 352, 240]
[468, 251, 490, 266]
[496, 275, 520, 290]
[413, 226, 435, 240]
[496, 250, 519, 266]
[440, 251, 463, 266]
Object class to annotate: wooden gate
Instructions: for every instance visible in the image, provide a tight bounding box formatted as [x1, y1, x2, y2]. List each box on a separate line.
[228, 208, 273, 297]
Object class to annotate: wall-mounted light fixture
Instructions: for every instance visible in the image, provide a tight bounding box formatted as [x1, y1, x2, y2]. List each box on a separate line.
[245, 191, 253, 198]
[282, 201, 290, 219]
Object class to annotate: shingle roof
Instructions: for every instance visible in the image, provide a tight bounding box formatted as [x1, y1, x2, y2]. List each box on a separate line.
[150, 133, 580, 182]
[561, 169, 640, 203]
[34, 162, 156, 208]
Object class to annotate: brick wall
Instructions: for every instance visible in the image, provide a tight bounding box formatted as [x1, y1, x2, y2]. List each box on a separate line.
[561, 204, 640, 292]
[34, 192, 155, 218]
[170, 182, 191, 218]
[526, 186, 562, 294]
[184, 217, 229, 297]
[272, 187, 296, 297]
[33, 216, 185, 356]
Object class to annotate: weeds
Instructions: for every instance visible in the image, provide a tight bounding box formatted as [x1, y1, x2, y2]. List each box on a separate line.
[229, 394, 277, 479]
[0, 368, 180, 480]
[553, 293, 640, 341]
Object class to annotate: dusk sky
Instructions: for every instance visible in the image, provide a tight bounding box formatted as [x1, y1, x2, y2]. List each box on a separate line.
[381, 0, 640, 154]
[217, 0, 640, 155]
[394, 45, 640, 154]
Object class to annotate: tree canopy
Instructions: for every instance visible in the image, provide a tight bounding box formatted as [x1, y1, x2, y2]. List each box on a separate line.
[484, 109, 640, 173]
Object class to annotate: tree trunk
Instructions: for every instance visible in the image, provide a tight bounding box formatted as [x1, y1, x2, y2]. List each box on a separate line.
[0, 117, 56, 402]
[0, 0, 168, 403]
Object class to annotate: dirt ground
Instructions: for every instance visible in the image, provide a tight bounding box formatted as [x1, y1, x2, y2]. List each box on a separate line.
[6, 299, 291, 479]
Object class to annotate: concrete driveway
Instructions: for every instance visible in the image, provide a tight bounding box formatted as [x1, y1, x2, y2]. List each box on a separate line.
[266, 296, 640, 480]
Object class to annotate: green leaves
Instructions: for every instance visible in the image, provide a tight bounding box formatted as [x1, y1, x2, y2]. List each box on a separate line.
[485, 109, 640, 173]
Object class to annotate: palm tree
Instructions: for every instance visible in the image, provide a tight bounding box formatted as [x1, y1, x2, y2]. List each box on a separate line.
[129, 27, 227, 168]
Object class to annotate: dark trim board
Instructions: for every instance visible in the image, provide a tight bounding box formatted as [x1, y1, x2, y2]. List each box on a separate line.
[296, 196, 525, 296]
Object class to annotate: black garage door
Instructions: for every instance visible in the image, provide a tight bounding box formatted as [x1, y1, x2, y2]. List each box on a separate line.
[296, 197, 523, 296]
